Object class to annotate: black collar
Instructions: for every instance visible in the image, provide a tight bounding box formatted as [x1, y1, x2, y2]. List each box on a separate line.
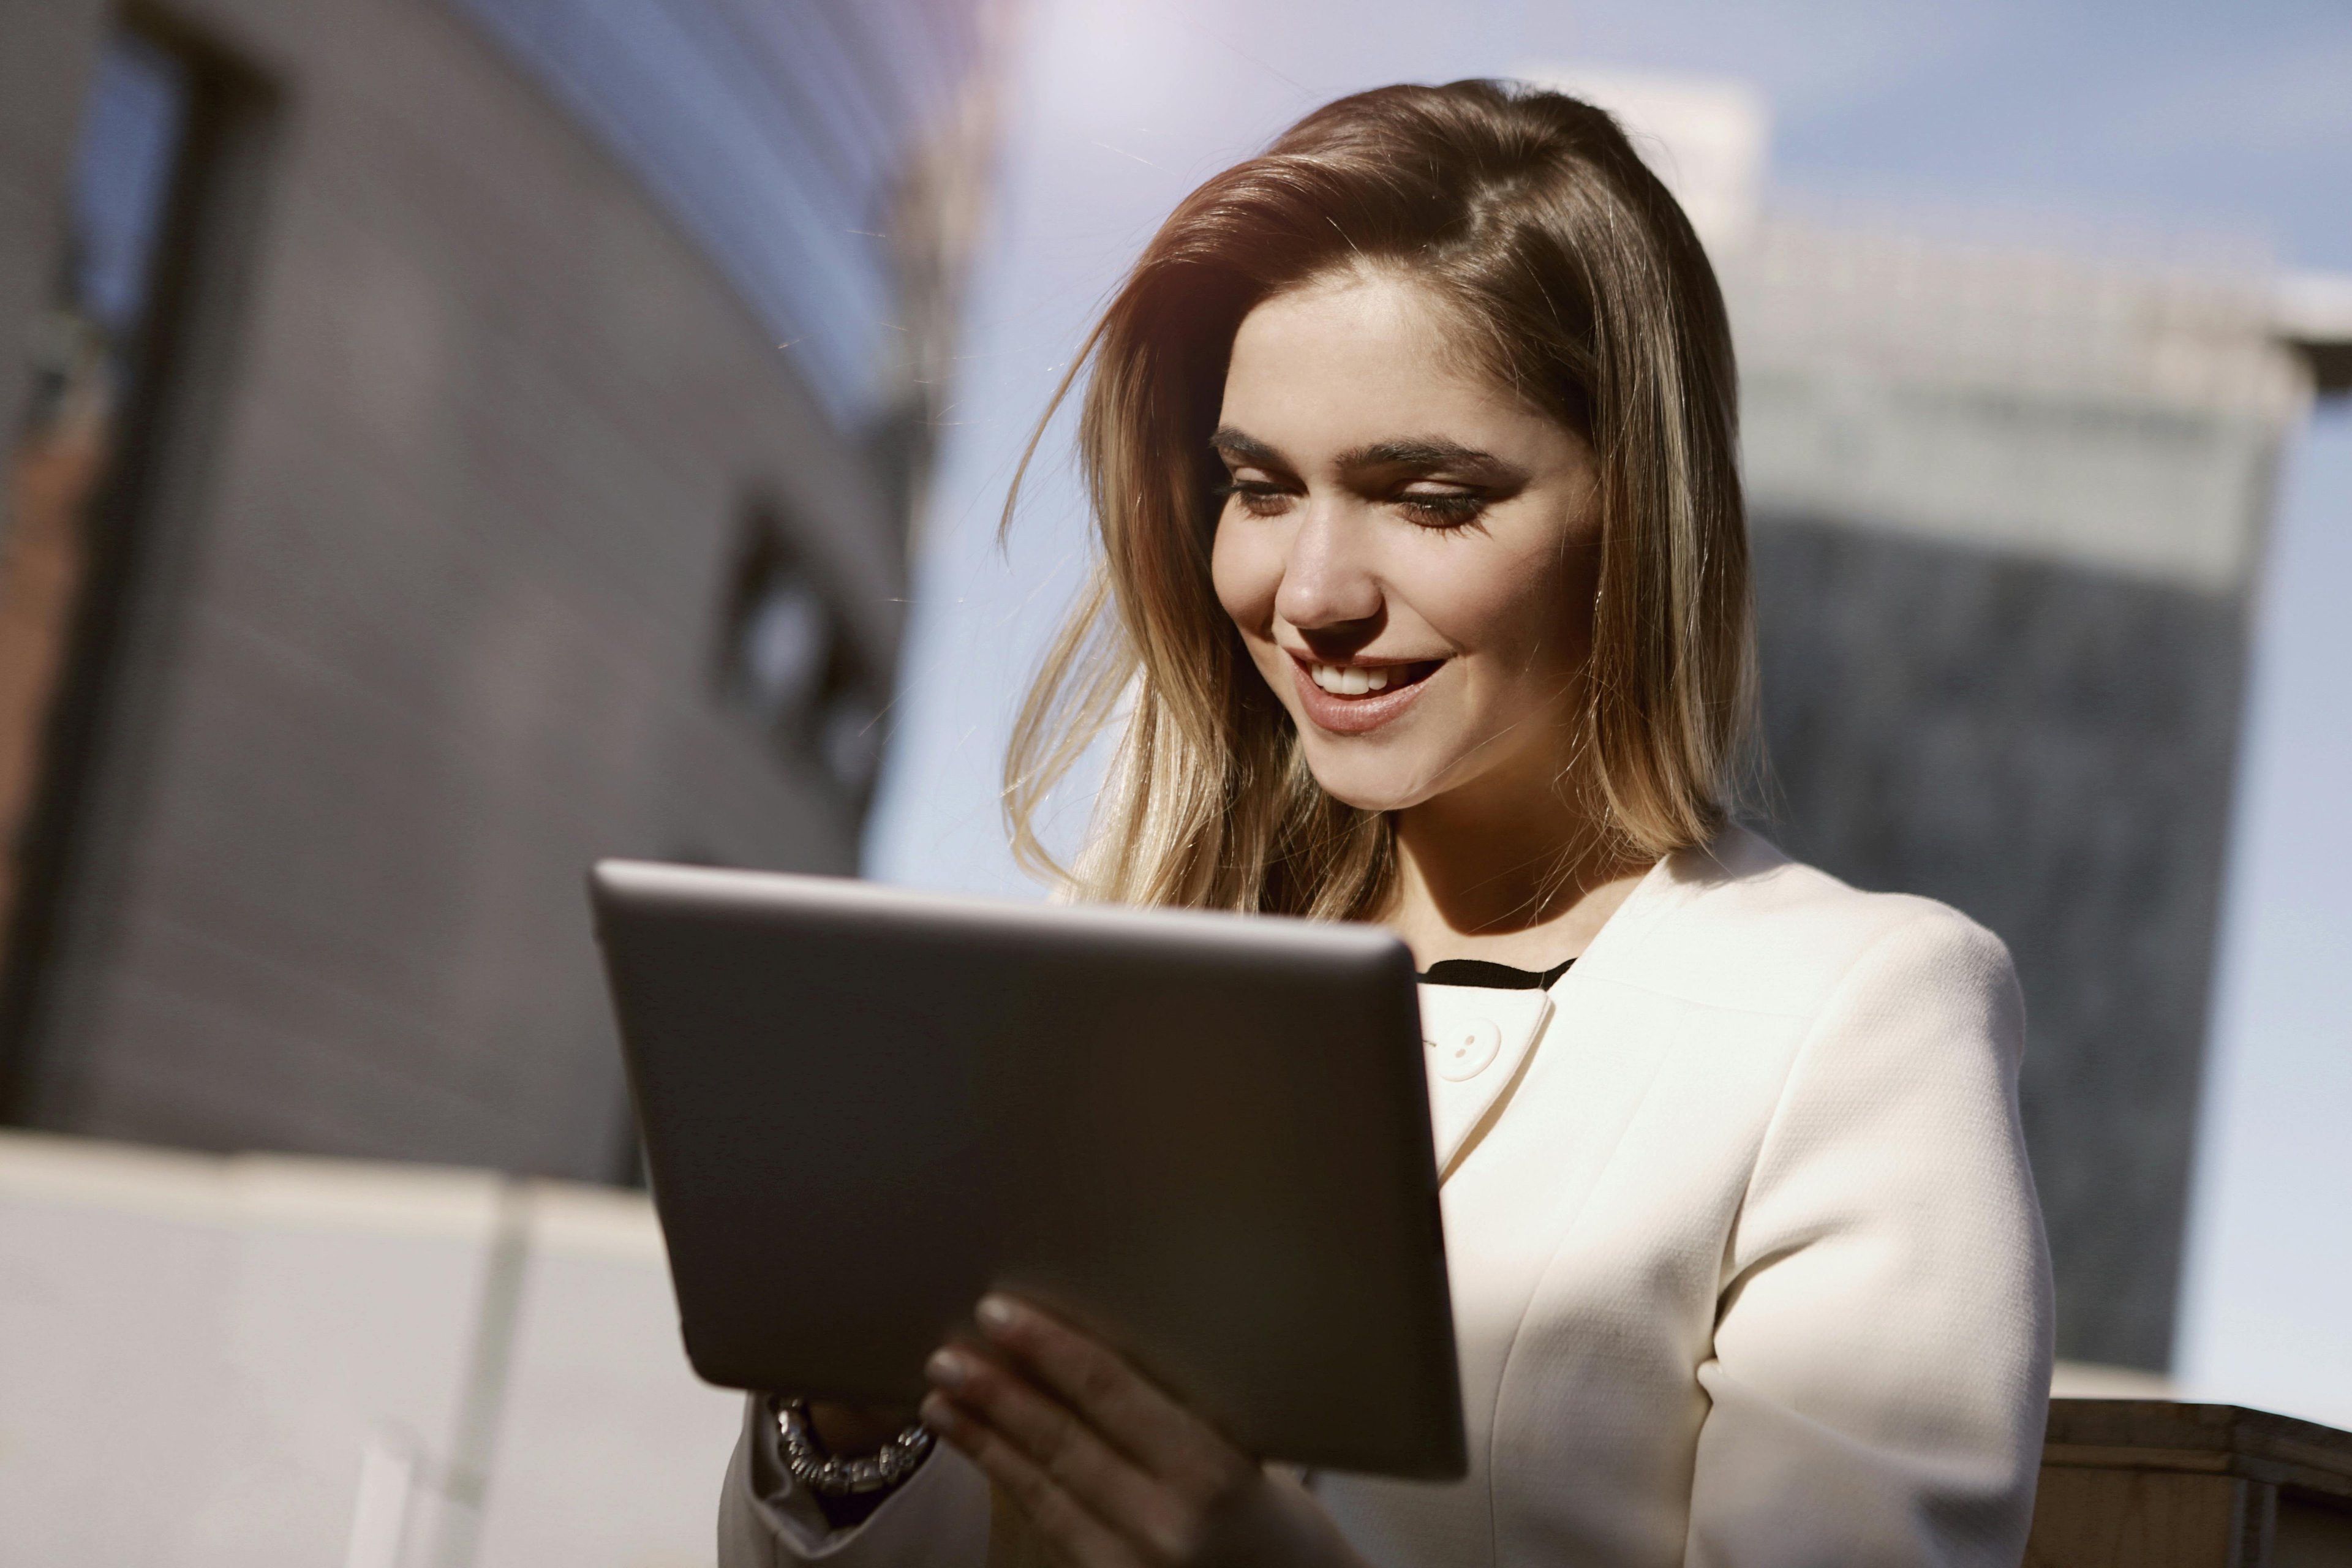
[1415, 956, 1574, 991]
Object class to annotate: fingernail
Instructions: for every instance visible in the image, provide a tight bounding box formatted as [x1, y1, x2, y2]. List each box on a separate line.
[925, 1348, 968, 1389]
[919, 1392, 963, 1437]
[976, 1295, 1017, 1332]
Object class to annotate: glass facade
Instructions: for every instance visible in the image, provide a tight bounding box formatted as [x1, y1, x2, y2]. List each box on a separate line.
[445, 0, 987, 426]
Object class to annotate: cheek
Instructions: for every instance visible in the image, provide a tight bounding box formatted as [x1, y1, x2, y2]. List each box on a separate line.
[1420, 541, 1596, 674]
[1210, 514, 1278, 634]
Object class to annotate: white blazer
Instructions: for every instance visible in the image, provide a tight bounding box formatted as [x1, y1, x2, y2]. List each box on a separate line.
[719, 829, 2056, 1567]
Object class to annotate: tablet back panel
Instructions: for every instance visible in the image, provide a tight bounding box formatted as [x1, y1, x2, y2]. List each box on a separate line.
[590, 860, 1463, 1480]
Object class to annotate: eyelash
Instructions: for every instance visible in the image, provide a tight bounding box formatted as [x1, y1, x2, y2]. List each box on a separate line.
[1215, 481, 1487, 529]
[1397, 492, 1486, 527]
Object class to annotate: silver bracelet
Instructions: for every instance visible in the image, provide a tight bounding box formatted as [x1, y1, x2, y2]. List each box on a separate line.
[773, 1397, 935, 1497]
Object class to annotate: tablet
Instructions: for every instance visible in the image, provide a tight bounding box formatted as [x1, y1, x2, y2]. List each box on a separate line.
[589, 859, 1464, 1480]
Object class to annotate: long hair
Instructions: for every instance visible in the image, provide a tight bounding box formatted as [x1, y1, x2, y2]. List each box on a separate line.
[1004, 80, 1753, 918]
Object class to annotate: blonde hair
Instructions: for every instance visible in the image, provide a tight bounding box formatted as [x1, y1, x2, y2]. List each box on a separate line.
[1005, 80, 1754, 918]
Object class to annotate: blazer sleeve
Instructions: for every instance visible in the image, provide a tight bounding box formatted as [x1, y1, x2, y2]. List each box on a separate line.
[719, 1395, 994, 1568]
[1683, 906, 2056, 1568]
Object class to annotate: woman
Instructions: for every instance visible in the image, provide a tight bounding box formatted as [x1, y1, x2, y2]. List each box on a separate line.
[721, 80, 2052, 1567]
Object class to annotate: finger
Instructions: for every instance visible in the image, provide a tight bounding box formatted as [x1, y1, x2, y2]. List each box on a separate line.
[921, 1390, 1149, 1568]
[976, 1295, 1245, 1488]
[925, 1347, 1197, 1558]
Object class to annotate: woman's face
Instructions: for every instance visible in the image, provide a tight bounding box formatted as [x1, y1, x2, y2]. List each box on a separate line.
[1210, 270, 1603, 814]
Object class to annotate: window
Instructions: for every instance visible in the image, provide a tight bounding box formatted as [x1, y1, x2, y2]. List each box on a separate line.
[716, 510, 884, 800]
[0, 29, 193, 957]
[0, 15, 270, 1118]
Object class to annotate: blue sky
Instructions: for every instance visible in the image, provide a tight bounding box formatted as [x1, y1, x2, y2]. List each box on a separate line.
[2176, 402, 2351, 1423]
[864, 0, 2352, 1415]
[1571, 0, 2352, 270]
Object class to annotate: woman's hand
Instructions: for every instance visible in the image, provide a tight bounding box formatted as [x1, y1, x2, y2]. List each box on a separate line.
[920, 1295, 1370, 1568]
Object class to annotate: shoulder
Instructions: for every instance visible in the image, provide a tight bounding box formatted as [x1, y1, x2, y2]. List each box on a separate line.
[1586, 825, 2017, 1029]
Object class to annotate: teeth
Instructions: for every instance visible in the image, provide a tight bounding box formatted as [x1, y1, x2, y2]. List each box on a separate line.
[1308, 663, 1399, 696]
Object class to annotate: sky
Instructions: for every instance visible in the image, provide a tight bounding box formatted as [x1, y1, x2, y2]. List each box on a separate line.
[2175, 402, 2352, 1425]
[862, 0, 2352, 1417]
[1563, 0, 2352, 271]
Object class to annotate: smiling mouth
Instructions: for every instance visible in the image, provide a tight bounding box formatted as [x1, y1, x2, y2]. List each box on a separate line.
[1295, 657, 1444, 698]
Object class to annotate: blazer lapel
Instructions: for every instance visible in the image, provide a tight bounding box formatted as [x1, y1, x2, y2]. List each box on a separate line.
[1419, 984, 1554, 1177]
[1413, 841, 1738, 1182]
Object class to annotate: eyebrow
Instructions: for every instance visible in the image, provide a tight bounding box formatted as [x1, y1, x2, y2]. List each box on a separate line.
[1208, 427, 1285, 468]
[1209, 426, 1518, 481]
[1335, 437, 1513, 475]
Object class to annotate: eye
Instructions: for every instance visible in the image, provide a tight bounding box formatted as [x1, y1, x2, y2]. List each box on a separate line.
[1216, 478, 1294, 518]
[1395, 488, 1486, 528]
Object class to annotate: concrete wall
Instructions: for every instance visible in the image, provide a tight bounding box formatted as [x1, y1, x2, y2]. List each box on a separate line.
[1727, 221, 2309, 1367]
[0, 0, 907, 1178]
[0, 1128, 742, 1567]
[1749, 519, 2247, 1367]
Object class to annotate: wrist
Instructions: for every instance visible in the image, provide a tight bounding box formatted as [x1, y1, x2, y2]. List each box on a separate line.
[806, 1399, 920, 1454]
[772, 1396, 933, 1498]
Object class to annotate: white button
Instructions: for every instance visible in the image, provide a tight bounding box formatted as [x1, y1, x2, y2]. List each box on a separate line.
[1429, 1017, 1503, 1081]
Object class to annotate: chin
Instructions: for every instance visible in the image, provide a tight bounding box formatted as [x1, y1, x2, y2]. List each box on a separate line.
[1295, 747, 1447, 815]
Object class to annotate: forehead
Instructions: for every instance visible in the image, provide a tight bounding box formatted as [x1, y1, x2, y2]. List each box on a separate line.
[1217, 272, 1547, 452]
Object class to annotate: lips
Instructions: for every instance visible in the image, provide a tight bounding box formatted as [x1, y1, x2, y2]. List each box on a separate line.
[1285, 654, 1443, 736]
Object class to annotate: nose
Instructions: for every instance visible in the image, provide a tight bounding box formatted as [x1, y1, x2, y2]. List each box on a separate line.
[1273, 499, 1383, 635]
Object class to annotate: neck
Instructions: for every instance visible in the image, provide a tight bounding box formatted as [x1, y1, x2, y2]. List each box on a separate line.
[1385, 763, 1654, 971]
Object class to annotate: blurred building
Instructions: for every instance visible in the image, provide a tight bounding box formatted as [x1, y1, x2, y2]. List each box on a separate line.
[1732, 229, 2339, 1371]
[1544, 64, 2352, 1372]
[0, 0, 998, 1179]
